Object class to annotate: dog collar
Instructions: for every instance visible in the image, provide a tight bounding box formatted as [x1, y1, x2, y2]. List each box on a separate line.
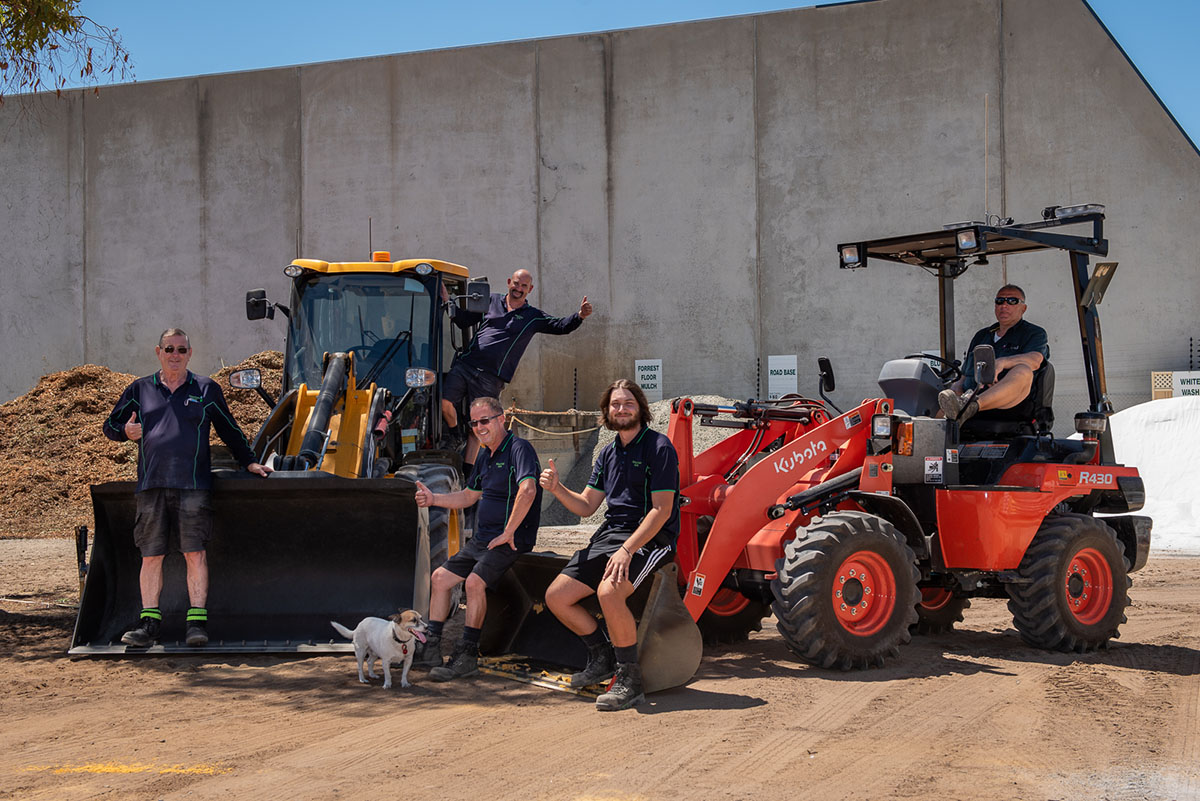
[392, 629, 411, 654]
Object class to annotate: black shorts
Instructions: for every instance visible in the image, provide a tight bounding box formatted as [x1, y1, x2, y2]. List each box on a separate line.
[560, 524, 675, 591]
[133, 488, 213, 557]
[442, 361, 505, 408]
[439, 535, 524, 588]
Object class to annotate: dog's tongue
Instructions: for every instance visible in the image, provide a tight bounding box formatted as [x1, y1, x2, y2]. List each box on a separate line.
[413, 630, 426, 643]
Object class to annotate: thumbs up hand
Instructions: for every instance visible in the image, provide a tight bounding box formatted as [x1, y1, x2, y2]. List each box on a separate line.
[539, 458, 560, 493]
[579, 296, 593, 319]
[124, 412, 142, 441]
[414, 480, 434, 507]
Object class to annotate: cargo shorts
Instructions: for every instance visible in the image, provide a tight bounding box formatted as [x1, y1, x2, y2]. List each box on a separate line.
[133, 488, 213, 557]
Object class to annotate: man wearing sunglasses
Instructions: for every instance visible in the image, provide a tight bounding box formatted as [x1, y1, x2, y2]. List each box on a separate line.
[413, 396, 542, 680]
[104, 329, 270, 648]
[938, 284, 1049, 424]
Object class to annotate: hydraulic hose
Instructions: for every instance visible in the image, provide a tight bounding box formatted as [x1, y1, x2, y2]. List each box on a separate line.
[298, 352, 349, 469]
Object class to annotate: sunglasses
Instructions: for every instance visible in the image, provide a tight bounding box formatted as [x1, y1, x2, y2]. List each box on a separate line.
[994, 297, 1023, 306]
[161, 345, 190, 354]
[468, 413, 503, 428]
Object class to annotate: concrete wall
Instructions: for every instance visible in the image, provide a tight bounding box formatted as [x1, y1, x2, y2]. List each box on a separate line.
[2, 0, 1196, 426]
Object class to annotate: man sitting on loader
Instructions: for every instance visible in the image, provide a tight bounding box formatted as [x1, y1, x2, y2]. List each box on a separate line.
[414, 396, 542, 680]
[539, 379, 680, 712]
[103, 328, 271, 647]
[938, 284, 1048, 425]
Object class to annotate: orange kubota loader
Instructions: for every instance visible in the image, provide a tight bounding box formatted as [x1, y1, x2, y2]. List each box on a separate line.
[667, 203, 1150, 667]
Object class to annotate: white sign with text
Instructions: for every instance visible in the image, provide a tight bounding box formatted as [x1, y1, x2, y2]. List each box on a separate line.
[767, 355, 798, 400]
[1173, 371, 1200, 397]
[635, 359, 663, 402]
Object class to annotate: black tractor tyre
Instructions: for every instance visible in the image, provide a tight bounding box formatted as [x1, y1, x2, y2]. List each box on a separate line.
[395, 462, 464, 572]
[698, 593, 771, 645]
[912, 588, 971, 636]
[1006, 513, 1131, 653]
[693, 515, 770, 645]
[771, 511, 920, 670]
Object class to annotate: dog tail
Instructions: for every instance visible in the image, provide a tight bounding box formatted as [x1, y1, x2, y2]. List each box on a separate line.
[330, 621, 355, 640]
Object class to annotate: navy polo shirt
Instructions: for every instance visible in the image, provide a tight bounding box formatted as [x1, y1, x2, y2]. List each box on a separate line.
[451, 294, 583, 382]
[103, 371, 257, 492]
[588, 426, 680, 547]
[962, 318, 1050, 390]
[466, 431, 542, 550]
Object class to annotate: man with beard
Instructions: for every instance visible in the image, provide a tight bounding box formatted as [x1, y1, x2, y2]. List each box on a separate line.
[442, 268, 592, 466]
[539, 379, 680, 711]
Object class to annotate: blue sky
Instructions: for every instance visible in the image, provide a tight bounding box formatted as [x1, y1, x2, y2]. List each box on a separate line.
[76, 0, 1197, 147]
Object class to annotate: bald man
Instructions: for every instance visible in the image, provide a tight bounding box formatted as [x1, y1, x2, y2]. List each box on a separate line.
[443, 268, 592, 464]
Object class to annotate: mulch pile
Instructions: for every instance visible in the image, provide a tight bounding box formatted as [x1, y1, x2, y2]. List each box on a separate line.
[0, 352, 283, 538]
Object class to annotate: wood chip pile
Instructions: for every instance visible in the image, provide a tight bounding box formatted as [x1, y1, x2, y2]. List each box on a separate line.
[0, 352, 283, 538]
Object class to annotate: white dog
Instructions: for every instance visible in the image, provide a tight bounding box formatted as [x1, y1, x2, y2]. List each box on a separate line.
[331, 610, 428, 689]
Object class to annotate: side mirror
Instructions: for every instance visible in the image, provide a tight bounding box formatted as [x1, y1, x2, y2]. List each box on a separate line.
[973, 344, 997, 386]
[246, 289, 273, 321]
[465, 280, 490, 315]
[817, 357, 836, 393]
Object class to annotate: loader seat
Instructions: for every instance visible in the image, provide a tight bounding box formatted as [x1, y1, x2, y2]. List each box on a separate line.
[960, 361, 1055, 440]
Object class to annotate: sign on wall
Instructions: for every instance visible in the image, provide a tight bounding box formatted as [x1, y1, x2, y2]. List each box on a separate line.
[1173, 371, 1200, 397]
[767, 355, 798, 400]
[635, 359, 663, 403]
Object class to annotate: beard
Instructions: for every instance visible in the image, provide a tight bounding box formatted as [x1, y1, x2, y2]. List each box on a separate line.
[607, 413, 640, 432]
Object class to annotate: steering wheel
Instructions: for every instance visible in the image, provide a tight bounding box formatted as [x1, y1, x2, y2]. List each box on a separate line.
[904, 353, 962, 383]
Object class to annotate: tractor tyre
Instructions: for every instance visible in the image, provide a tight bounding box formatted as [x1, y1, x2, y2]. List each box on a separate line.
[698, 591, 771, 645]
[771, 511, 919, 670]
[911, 587, 971, 635]
[1005, 513, 1130, 652]
[694, 515, 769, 644]
[396, 462, 464, 571]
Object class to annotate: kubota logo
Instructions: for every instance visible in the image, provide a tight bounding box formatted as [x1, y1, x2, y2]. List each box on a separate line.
[773, 440, 829, 474]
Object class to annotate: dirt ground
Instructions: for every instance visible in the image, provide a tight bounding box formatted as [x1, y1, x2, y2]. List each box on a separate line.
[2, 538, 1198, 801]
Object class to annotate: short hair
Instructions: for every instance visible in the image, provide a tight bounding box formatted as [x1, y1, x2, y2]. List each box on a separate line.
[470, 396, 504, 416]
[158, 328, 190, 347]
[997, 284, 1026, 301]
[600, 379, 653, 430]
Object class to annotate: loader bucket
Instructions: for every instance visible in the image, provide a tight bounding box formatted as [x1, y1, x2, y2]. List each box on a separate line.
[70, 474, 432, 655]
[479, 555, 703, 694]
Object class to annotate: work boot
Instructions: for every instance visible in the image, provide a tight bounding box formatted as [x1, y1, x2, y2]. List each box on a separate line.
[938, 390, 979, 424]
[569, 643, 616, 688]
[429, 641, 479, 682]
[414, 634, 443, 669]
[595, 662, 645, 712]
[121, 615, 161, 647]
[185, 607, 208, 647]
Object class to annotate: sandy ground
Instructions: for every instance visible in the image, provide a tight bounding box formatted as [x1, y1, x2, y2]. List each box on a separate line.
[2, 538, 1198, 801]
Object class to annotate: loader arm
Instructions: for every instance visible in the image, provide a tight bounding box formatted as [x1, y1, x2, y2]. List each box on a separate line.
[684, 398, 890, 618]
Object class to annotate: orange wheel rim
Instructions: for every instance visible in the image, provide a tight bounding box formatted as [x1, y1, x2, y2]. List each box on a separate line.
[919, 587, 954, 612]
[1065, 547, 1113, 625]
[708, 587, 751, 616]
[831, 550, 897, 636]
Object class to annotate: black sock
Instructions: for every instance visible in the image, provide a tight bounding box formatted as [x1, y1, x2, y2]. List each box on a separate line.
[186, 607, 207, 626]
[582, 629, 609, 649]
[462, 626, 481, 649]
[427, 619, 445, 639]
[140, 607, 162, 622]
[614, 644, 638, 665]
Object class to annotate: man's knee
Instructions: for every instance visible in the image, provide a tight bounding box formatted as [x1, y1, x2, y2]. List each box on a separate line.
[431, 566, 464, 593]
[464, 572, 488, 597]
[597, 579, 634, 608]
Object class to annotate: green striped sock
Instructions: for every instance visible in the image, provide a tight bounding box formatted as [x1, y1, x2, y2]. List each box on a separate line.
[140, 607, 162, 621]
[186, 607, 207, 624]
